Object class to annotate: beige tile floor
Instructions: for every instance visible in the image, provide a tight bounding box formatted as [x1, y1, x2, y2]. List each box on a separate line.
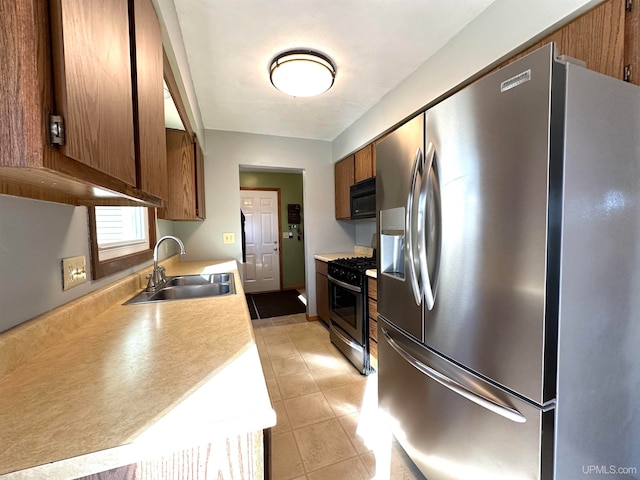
[253, 314, 426, 480]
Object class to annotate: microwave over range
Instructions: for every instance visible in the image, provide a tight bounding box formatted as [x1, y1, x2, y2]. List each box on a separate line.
[350, 177, 376, 219]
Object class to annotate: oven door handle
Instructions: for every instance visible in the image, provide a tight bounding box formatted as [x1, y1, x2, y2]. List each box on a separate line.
[328, 275, 362, 293]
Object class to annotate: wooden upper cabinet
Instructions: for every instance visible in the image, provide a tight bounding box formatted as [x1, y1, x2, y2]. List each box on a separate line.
[0, 0, 166, 206]
[354, 144, 374, 183]
[159, 130, 206, 221]
[625, 0, 639, 85]
[498, 0, 625, 79]
[50, 0, 136, 186]
[335, 155, 354, 220]
[372, 144, 377, 178]
[132, 0, 167, 200]
[194, 137, 206, 220]
[335, 143, 374, 219]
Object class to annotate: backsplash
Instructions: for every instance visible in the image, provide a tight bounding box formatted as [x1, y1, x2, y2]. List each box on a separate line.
[0, 194, 176, 334]
[355, 219, 376, 247]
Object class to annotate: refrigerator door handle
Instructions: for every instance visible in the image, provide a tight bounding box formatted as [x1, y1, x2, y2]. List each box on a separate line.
[406, 147, 424, 305]
[418, 142, 438, 310]
[381, 327, 527, 423]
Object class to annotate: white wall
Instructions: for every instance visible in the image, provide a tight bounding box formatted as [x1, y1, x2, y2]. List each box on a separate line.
[332, 0, 603, 161]
[0, 194, 177, 333]
[174, 129, 355, 316]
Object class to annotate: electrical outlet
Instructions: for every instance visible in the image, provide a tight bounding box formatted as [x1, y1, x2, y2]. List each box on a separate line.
[62, 256, 87, 291]
[223, 232, 235, 244]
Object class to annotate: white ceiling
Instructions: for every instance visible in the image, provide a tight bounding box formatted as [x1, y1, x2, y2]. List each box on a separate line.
[173, 0, 496, 141]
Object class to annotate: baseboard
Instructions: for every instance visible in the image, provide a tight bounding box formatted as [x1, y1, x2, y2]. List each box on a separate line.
[306, 315, 320, 322]
[283, 285, 306, 291]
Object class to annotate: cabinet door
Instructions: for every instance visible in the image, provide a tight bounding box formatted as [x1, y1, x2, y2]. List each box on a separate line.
[498, 0, 625, 79]
[334, 155, 354, 219]
[50, 0, 136, 185]
[354, 145, 374, 182]
[625, 0, 639, 85]
[160, 129, 196, 220]
[194, 137, 206, 220]
[132, 0, 167, 199]
[315, 264, 329, 324]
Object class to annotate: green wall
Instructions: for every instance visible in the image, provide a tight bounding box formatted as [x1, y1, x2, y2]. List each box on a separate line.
[239, 171, 305, 289]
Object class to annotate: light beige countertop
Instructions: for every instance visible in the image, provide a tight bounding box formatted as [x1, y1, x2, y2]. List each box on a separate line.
[314, 246, 374, 263]
[366, 269, 378, 279]
[0, 259, 275, 480]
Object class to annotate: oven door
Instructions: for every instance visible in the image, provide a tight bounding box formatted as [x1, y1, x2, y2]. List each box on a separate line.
[328, 275, 364, 344]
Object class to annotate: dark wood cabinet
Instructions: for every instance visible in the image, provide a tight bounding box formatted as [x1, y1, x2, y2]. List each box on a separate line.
[497, 0, 626, 79]
[315, 260, 329, 324]
[354, 144, 374, 183]
[50, 0, 137, 185]
[0, 0, 166, 207]
[194, 136, 206, 220]
[334, 155, 354, 220]
[335, 144, 375, 220]
[132, 0, 168, 200]
[625, 0, 640, 85]
[159, 129, 206, 221]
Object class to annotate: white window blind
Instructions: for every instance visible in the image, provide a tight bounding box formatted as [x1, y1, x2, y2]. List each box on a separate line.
[95, 206, 149, 260]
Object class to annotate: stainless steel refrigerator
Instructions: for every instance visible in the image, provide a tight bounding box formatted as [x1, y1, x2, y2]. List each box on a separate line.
[376, 43, 640, 480]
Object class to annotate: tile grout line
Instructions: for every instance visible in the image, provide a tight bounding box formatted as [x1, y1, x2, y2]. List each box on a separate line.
[263, 321, 376, 479]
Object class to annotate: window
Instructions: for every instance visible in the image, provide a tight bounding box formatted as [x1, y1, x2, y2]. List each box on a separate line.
[94, 206, 149, 261]
[88, 206, 157, 279]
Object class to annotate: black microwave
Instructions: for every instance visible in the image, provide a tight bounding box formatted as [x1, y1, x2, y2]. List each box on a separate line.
[350, 177, 376, 219]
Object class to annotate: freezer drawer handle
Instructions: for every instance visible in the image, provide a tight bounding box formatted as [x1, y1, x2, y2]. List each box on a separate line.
[381, 328, 526, 423]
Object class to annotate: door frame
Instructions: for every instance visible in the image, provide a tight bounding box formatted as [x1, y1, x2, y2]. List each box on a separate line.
[240, 187, 283, 291]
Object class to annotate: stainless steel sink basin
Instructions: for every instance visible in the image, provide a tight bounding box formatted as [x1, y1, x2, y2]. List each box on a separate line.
[124, 273, 235, 305]
[150, 283, 232, 301]
[166, 274, 213, 286]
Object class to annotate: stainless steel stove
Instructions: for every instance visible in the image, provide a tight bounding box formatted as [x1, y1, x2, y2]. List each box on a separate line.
[327, 256, 377, 374]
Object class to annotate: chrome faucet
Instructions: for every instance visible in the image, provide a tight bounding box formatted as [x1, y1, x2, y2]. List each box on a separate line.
[146, 235, 186, 291]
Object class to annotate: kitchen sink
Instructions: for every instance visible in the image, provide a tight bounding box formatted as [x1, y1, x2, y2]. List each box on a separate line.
[124, 273, 235, 305]
[150, 283, 233, 300]
[165, 273, 231, 286]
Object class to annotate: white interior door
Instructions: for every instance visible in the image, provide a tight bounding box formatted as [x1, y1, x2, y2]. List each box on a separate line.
[241, 190, 281, 293]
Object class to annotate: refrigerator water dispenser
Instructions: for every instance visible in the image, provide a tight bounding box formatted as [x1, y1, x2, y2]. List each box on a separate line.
[380, 207, 405, 279]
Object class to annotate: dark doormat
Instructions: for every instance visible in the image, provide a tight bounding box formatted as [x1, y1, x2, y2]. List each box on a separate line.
[246, 290, 306, 319]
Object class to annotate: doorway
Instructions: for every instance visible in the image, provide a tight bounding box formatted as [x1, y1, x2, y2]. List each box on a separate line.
[240, 189, 281, 293]
[239, 169, 306, 295]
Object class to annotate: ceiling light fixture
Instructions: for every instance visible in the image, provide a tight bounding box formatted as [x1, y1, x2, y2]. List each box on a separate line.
[270, 50, 336, 97]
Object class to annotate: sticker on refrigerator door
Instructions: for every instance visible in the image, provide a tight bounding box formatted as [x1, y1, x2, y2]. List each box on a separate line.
[500, 69, 531, 92]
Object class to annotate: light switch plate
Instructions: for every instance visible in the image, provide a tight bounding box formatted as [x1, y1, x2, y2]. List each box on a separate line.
[223, 232, 235, 244]
[62, 256, 87, 291]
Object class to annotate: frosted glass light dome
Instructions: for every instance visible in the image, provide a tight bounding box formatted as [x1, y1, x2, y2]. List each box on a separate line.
[270, 51, 336, 97]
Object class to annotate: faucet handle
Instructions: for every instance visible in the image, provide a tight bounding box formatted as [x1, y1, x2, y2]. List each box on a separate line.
[145, 273, 155, 291]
